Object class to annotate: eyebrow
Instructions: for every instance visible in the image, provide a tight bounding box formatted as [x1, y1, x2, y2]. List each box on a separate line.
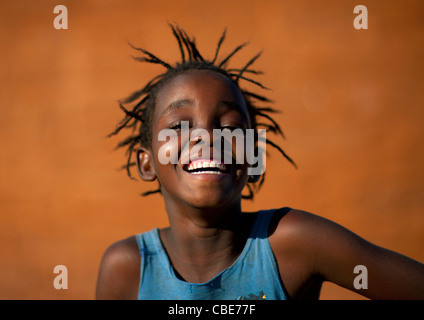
[218, 101, 246, 114]
[167, 98, 194, 113]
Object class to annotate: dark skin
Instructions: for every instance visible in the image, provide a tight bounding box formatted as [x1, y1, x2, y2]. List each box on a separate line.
[96, 70, 424, 300]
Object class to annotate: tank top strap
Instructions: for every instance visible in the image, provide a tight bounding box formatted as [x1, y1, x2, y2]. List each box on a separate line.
[135, 228, 164, 256]
[250, 207, 292, 239]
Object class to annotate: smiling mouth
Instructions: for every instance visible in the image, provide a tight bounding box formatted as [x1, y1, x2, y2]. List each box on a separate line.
[183, 159, 229, 175]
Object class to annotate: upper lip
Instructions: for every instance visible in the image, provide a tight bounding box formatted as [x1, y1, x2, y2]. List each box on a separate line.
[183, 158, 229, 173]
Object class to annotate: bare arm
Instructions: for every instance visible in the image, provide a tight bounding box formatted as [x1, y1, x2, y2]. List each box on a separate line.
[270, 209, 424, 299]
[95, 236, 140, 300]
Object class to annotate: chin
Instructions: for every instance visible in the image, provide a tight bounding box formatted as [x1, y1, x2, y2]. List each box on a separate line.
[183, 188, 241, 210]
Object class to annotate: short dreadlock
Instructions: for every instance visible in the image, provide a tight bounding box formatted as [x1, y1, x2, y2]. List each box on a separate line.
[108, 23, 296, 199]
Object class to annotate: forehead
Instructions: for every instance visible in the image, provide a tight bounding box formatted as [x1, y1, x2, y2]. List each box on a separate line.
[154, 69, 249, 117]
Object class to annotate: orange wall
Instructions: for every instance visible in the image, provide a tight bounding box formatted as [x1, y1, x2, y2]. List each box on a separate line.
[0, 0, 423, 299]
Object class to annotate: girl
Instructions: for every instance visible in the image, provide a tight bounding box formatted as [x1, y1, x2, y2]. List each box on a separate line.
[96, 24, 424, 300]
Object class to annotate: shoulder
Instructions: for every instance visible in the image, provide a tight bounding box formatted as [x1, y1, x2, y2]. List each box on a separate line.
[269, 208, 424, 299]
[268, 208, 367, 298]
[269, 208, 361, 249]
[96, 236, 141, 300]
[269, 208, 370, 270]
[100, 236, 141, 270]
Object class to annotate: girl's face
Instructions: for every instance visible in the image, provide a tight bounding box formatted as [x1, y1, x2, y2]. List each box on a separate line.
[148, 69, 252, 209]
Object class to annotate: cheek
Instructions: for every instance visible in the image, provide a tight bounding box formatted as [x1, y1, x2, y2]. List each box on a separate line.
[153, 130, 193, 167]
[154, 136, 180, 166]
[220, 131, 249, 165]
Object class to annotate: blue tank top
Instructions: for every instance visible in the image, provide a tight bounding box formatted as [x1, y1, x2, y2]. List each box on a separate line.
[135, 208, 289, 300]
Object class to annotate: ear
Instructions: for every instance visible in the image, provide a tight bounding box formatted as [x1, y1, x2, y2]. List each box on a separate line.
[135, 147, 157, 181]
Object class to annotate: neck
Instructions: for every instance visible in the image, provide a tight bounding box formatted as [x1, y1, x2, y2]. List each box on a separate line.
[159, 195, 250, 283]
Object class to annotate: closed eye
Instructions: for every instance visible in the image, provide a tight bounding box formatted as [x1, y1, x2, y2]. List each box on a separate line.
[221, 125, 246, 132]
[169, 121, 192, 130]
[169, 122, 182, 130]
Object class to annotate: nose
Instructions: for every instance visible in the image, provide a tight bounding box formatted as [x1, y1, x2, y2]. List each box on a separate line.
[188, 126, 244, 166]
[189, 127, 215, 150]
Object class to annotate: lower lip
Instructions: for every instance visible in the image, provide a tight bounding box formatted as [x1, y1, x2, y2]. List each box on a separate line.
[189, 171, 223, 175]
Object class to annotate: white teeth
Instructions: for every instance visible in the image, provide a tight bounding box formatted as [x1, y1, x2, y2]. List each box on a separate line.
[186, 159, 227, 173]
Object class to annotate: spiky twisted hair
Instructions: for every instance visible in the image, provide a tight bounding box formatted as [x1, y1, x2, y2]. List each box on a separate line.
[109, 24, 296, 199]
